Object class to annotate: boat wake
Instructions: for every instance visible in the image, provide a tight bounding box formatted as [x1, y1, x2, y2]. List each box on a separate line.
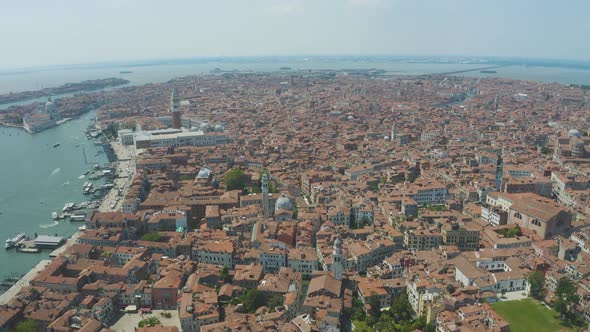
[78, 175, 85, 179]
[50, 168, 61, 176]
[62, 181, 70, 186]
[40, 220, 59, 228]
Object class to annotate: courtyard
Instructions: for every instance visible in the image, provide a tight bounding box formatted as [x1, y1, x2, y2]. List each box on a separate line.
[109, 309, 180, 332]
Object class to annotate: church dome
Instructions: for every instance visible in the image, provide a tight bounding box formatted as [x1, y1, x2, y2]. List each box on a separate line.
[568, 129, 582, 138]
[45, 99, 57, 113]
[275, 193, 292, 211]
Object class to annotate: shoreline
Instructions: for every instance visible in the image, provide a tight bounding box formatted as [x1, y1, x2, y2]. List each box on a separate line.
[0, 259, 51, 305]
[0, 78, 129, 106]
[1, 116, 79, 134]
[0, 135, 136, 301]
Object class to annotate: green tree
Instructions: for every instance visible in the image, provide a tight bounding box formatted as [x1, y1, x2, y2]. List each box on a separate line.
[497, 225, 521, 238]
[15, 319, 39, 332]
[389, 293, 413, 323]
[554, 278, 580, 325]
[103, 123, 119, 139]
[220, 266, 232, 284]
[235, 288, 280, 313]
[540, 146, 551, 154]
[368, 293, 381, 319]
[267, 294, 284, 310]
[527, 271, 546, 300]
[374, 314, 396, 331]
[138, 316, 161, 327]
[351, 296, 366, 321]
[140, 232, 162, 242]
[223, 168, 247, 190]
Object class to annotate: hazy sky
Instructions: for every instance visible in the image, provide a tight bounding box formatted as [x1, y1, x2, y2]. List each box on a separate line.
[1, 0, 589, 68]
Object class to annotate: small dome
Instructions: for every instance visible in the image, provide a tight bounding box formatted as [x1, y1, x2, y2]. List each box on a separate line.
[196, 166, 211, 179]
[275, 193, 292, 211]
[214, 124, 223, 131]
[568, 129, 582, 137]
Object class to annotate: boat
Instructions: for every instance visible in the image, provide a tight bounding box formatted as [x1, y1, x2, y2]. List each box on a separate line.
[70, 214, 86, 222]
[17, 247, 40, 253]
[5, 233, 26, 249]
[52, 212, 58, 220]
[62, 202, 75, 212]
[53, 143, 60, 148]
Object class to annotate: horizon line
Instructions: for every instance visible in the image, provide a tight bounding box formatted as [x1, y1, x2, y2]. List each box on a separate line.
[3, 53, 590, 73]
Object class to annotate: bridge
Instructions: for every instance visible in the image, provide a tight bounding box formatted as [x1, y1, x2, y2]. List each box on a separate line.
[421, 65, 506, 77]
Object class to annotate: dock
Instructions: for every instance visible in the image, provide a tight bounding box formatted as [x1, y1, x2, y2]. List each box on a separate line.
[0, 260, 51, 305]
[33, 235, 65, 248]
[49, 231, 81, 258]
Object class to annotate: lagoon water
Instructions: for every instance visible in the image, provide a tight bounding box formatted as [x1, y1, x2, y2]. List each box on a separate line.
[0, 111, 107, 276]
[0, 58, 589, 278]
[2, 60, 590, 95]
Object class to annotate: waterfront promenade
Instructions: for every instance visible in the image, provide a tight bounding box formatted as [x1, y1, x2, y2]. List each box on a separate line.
[0, 260, 51, 305]
[98, 141, 136, 212]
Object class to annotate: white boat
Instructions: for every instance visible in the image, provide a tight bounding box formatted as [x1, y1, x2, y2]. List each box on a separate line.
[5, 233, 26, 249]
[52, 212, 58, 220]
[62, 202, 75, 212]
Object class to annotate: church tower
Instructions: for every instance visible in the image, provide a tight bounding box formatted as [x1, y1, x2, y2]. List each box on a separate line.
[171, 88, 182, 129]
[495, 148, 504, 192]
[331, 235, 343, 280]
[262, 173, 270, 219]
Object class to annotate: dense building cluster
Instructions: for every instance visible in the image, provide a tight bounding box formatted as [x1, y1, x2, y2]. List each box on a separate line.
[1, 71, 590, 331]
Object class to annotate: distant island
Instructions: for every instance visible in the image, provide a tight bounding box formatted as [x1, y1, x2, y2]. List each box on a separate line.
[119, 71, 133, 74]
[0, 77, 129, 105]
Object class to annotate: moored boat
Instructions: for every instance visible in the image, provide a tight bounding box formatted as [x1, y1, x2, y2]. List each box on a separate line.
[5, 233, 26, 249]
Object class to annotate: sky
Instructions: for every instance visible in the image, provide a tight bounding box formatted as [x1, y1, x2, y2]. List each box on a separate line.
[1, 0, 589, 68]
